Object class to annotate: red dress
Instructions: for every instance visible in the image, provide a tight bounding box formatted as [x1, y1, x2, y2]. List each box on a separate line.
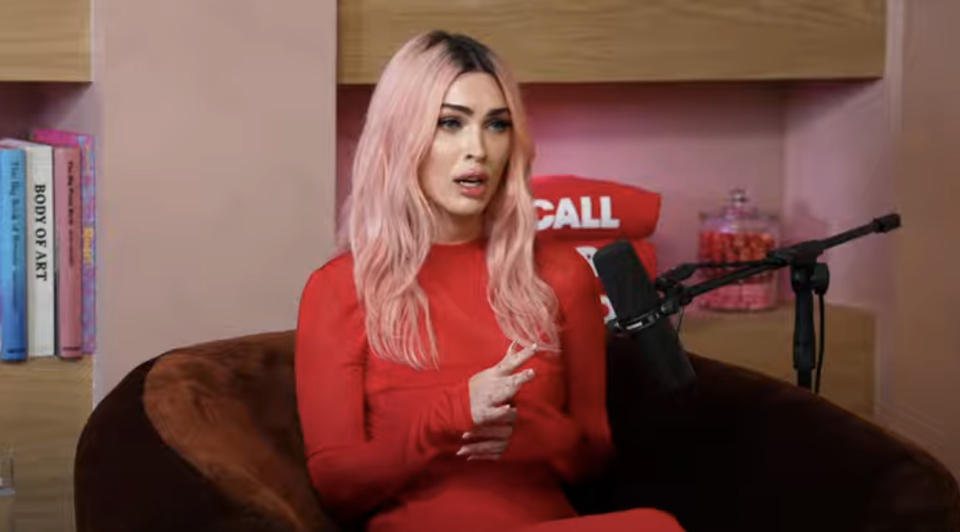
[295, 238, 684, 532]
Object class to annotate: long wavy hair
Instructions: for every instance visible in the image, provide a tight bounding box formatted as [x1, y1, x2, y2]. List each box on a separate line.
[340, 30, 560, 369]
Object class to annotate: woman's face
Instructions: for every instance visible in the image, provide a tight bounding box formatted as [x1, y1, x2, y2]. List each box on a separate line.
[419, 71, 513, 242]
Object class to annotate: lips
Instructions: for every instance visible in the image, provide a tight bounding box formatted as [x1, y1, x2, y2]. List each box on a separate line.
[454, 171, 489, 186]
[454, 171, 489, 198]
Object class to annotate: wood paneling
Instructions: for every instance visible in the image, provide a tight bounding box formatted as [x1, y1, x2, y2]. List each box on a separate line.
[339, 0, 887, 84]
[0, 357, 92, 532]
[0, 0, 91, 82]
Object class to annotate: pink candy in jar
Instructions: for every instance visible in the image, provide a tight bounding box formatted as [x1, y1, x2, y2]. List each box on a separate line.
[697, 188, 780, 311]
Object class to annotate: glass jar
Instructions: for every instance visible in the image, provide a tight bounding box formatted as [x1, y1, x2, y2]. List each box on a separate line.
[697, 187, 780, 311]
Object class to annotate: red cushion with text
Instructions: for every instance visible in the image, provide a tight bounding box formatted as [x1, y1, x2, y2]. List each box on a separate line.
[532, 175, 662, 240]
[551, 237, 658, 323]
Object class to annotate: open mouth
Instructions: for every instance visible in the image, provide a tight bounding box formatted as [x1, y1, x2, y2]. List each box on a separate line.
[454, 177, 486, 188]
[454, 174, 489, 198]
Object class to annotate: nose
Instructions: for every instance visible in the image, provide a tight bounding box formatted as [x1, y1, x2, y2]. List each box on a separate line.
[464, 125, 487, 162]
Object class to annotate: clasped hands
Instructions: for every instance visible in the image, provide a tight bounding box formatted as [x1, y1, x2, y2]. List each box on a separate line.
[459, 341, 538, 461]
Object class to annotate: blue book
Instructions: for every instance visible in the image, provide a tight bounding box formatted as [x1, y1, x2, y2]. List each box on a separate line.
[0, 146, 28, 361]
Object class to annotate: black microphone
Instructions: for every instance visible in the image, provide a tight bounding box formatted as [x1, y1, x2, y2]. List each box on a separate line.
[592, 239, 696, 394]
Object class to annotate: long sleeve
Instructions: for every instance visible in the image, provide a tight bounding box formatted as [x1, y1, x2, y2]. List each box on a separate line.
[501, 248, 614, 485]
[548, 255, 614, 483]
[294, 263, 476, 525]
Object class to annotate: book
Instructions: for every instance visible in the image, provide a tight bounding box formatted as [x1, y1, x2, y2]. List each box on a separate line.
[0, 146, 28, 362]
[52, 146, 83, 359]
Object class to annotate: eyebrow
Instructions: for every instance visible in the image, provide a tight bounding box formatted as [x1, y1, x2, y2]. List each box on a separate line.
[441, 103, 510, 117]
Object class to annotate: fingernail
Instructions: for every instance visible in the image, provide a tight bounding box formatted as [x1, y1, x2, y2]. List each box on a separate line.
[456, 447, 466, 455]
[462, 432, 471, 440]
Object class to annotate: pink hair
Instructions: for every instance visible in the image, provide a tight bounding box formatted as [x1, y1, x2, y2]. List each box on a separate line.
[339, 31, 560, 369]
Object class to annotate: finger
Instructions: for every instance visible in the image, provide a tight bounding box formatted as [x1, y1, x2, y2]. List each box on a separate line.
[488, 368, 535, 405]
[475, 405, 516, 425]
[466, 453, 502, 461]
[510, 367, 536, 387]
[486, 405, 518, 425]
[463, 424, 513, 441]
[495, 341, 539, 375]
[457, 440, 508, 457]
[464, 441, 509, 455]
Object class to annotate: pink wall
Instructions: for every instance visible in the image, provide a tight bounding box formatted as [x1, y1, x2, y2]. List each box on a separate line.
[0, 83, 42, 138]
[90, 0, 339, 401]
[783, 81, 896, 311]
[18, 0, 341, 401]
[339, 82, 786, 279]
[884, 0, 960, 477]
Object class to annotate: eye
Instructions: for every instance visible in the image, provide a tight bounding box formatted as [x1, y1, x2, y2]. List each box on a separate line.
[438, 116, 462, 130]
[487, 119, 513, 133]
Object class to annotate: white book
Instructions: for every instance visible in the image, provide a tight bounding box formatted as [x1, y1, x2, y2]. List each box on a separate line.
[0, 138, 56, 357]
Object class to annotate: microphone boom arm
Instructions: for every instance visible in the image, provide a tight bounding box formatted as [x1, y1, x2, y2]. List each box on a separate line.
[618, 213, 901, 391]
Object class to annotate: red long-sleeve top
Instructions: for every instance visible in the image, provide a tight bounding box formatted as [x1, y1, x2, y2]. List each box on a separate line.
[294, 238, 613, 532]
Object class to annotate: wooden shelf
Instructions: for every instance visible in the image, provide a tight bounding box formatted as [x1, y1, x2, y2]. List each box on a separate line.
[679, 303, 875, 420]
[339, 0, 887, 85]
[1, 0, 886, 84]
[0, 356, 92, 532]
[0, 0, 91, 82]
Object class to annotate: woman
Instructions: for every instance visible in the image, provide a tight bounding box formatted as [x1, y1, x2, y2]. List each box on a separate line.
[295, 30, 684, 532]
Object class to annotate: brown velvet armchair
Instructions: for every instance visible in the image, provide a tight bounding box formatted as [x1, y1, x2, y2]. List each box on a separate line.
[73, 330, 960, 532]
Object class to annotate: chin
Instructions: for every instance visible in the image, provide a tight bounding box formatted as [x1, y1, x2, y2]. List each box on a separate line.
[446, 208, 487, 222]
[443, 197, 491, 217]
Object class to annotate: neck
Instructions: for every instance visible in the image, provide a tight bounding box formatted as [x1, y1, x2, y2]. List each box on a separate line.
[434, 215, 484, 245]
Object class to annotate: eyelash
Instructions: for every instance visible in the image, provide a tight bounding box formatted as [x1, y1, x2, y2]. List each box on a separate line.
[438, 117, 512, 132]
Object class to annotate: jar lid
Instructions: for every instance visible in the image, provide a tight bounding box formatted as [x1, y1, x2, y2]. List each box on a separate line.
[700, 187, 778, 221]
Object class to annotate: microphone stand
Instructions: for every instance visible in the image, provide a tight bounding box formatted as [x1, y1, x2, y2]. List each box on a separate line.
[651, 213, 901, 391]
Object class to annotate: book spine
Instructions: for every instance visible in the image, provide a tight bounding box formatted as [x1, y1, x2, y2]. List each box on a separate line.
[54, 147, 82, 359]
[26, 145, 57, 357]
[78, 136, 96, 355]
[0, 149, 29, 362]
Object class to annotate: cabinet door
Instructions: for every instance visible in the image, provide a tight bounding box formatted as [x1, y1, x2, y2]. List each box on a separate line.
[339, 0, 886, 84]
[0, 0, 91, 82]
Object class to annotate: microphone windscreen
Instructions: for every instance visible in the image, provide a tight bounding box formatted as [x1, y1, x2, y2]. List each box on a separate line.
[592, 239, 658, 326]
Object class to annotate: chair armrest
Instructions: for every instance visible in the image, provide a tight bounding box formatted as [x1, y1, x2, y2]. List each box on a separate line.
[75, 357, 303, 532]
[75, 332, 343, 532]
[575, 336, 960, 532]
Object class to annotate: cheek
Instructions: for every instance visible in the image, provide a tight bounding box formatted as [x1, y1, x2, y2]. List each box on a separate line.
[421, 140, 456, 189]
[491, 136, 513, 172]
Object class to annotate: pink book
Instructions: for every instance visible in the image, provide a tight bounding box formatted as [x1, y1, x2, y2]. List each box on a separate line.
[54, 146, 82, 359]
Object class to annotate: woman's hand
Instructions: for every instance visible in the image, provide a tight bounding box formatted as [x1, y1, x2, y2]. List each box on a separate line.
[459, 342, 538, 460]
